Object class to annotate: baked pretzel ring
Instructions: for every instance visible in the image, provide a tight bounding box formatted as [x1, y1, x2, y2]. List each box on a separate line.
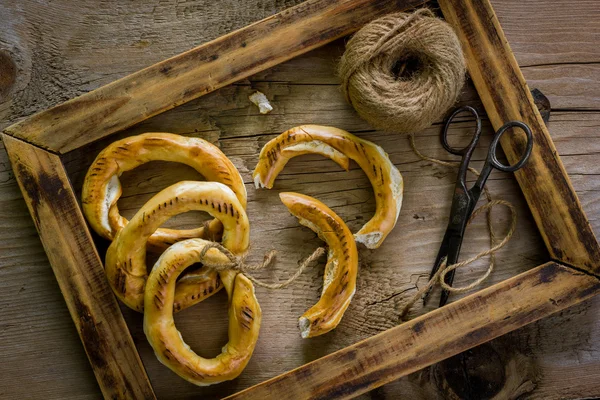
[82, 132, 247, 250]
[253, 125, 403, 249]
[280, 192, 358, 338]
[144, 239, 261, 386]
[105, 181, 249, 312]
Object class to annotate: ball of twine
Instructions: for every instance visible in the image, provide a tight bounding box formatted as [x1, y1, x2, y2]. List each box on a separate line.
[338, 9, 466, 133]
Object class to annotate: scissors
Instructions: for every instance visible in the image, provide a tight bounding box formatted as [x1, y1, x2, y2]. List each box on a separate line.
[422, 106, 534, 307]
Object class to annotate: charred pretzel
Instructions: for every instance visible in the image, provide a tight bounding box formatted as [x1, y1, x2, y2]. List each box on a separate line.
[105, 181, 249, 312]
[253, 125, 403, 249]
[144, 239, 261, 386]
[82, 132, 247, 250]
[280, 192, 358, 338]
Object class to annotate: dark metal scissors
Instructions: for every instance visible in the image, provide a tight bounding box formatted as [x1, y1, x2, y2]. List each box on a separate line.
[422, 106, 534, 307]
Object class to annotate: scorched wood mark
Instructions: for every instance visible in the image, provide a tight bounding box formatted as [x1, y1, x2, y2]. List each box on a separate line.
[14, 162, 41, 226]
[2, 134, 156, 400]
[538, 263, 560, 284]
[72, 293, 109, 370]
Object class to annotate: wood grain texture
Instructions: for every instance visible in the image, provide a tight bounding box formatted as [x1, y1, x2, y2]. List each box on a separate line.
[227, 262, 600, 399]
[0, 0, 599, 399]
[438, 0, 600, 273]
[1, 135, 155, 400]
[491, 0, 600, 68]
[3, 0, 425, 154]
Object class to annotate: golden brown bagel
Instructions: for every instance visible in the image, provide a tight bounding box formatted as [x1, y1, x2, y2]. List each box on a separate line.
[280, 192, 358, 338]
[105, 181, 249, 312]
[82, 132, 246, 250]
[253, 125, 403, 249]
[144, 239, 261, 386]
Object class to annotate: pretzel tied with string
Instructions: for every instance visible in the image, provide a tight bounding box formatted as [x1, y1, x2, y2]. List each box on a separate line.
[144, 240, 261, 386]
[79, 129, 262, 385]
[103, 179, 261, 386]
[82, 132, 247, 251]
[174, 193, 359, 339]
[105, 181, 249, 313]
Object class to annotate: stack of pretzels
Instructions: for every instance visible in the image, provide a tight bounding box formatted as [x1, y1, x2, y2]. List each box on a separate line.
[82, 133, 259, 386]
[82, 126, 404, 386]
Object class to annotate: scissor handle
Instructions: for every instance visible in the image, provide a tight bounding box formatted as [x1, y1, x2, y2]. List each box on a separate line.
[441, 106, 482, 156]
[487, 121, 534, 172]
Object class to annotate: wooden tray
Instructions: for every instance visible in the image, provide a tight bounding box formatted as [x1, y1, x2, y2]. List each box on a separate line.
[3, 0, 599, 398]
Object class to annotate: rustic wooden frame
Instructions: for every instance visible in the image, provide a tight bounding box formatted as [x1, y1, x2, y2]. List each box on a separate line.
[2, 0, 599, 398]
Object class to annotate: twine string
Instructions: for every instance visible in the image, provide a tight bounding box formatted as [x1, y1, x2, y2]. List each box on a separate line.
[337, 9, 466, 134]
[341, 8, 435, 100]
[399, 133, 518, 318]
[197, 242, 326, 290]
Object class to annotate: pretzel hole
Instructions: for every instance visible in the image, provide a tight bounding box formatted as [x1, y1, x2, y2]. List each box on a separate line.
[117, 161, 210, 229]
[163, 211, 213, 230]
[174, 287, 229, 358]
[176, 262, 204, 278]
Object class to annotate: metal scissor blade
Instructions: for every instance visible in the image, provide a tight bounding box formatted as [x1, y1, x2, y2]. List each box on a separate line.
[439, 231, 466, 307]
[422, 230, 452, 306]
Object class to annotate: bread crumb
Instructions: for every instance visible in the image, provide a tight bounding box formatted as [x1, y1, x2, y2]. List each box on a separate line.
[249, 91, 273, 114]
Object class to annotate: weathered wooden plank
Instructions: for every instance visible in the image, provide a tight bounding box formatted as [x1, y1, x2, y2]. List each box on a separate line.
[1, 134, 155, 400]
[3, 0, 425, 153]
[439, 0, 600, 273]
[226, 262, 600, 399]
[0, 139, 102, 399]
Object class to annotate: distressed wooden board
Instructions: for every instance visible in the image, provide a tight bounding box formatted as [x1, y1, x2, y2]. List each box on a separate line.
[2, 0, 599, 132]
[0, 0, 599, 399]
[491, 0, 600, 67]
[226, 261, 600, 399]
[1, 135, 155, 399]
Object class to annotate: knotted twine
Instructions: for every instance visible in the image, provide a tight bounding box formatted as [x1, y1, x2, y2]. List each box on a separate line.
[197, 241, 326, 290]
[338, 9, 466, 133]
[398, 133, 517, 319]
[195, 218, 325, 289]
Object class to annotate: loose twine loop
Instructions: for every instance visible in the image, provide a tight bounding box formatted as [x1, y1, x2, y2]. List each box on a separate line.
[398, 133, 518, 319]
[338, 9, 466, 133]
[197, 241, 326, 290]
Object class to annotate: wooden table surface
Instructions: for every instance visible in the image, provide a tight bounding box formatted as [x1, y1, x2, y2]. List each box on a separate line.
[0, 1, 598, 399]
